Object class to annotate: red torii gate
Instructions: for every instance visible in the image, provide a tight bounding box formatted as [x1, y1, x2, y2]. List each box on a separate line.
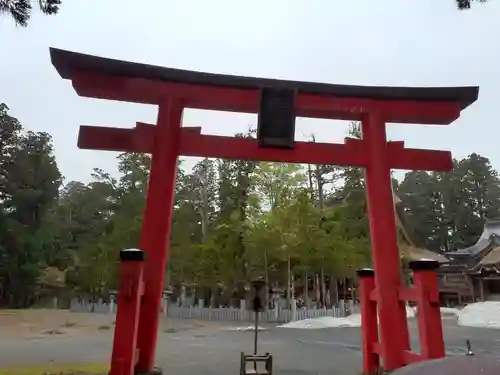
[49, 47, 478, 375]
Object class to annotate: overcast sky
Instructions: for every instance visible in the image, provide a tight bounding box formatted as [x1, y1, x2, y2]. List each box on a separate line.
[1, 0, 499, 184]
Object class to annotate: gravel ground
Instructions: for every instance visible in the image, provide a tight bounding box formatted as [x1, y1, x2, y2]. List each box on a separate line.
[1, 312, 500, 375]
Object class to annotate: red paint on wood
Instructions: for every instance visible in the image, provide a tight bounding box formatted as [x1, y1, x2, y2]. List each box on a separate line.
[78, 125, 201, 153]
[110, 256, 144, 375]
[362, 113, 411, 370]
[134, 100, 183, 373]
[78, 126, 452, 172]
[55, 55, 474, 373]
[398, 287, 419, 303]
[359, 265, 445, 370]
[77, 116, 453, 373]
[413, 269, 445, 360]
[390, 147, 452, 171]
[358, 272, 380, 374]
[71, 73, 461, 124]
[78, 126, 136, 152]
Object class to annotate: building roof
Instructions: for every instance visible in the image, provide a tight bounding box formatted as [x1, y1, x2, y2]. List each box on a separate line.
[49, 47, 479, 112]
[401, 245, 450, 264]
[446, 219, 500, 257]
[393, 188, 450, 263]
[37, 267, 66, 288]
[333, 187, 449, 263]
[475, 246, 500, 269]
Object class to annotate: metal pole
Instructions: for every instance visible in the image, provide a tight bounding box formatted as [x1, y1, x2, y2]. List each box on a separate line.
[254, 309, 259, 372]
[254, 309, 259, 355]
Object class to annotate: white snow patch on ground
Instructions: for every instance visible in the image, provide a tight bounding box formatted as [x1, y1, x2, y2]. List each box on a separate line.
[279, 306, 415, 329]
[225, 325, 268, 331]
[457, 301, 500, 328]
[278, 315, 361, 329]
[411, 306, 461, 317]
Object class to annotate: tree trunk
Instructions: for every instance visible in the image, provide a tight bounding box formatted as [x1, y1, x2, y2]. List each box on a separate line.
[209, 286, 216, 307]
[315, 274, 321, 307]
[286, 256, 291, 308]
[329, 275, 339, 306]
[352, 280, 357, 303]
[304, 268, 309, 308]
[343, 278, 348, 300]
[264, 250, 269, 309]
[199, 158, 210, 244]
[315, 164, 325, 209]
[320, 264, 326, 307]
[307, 164, 315, 200]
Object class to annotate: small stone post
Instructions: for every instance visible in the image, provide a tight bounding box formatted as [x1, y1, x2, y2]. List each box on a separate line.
[290, 298, 297, 321]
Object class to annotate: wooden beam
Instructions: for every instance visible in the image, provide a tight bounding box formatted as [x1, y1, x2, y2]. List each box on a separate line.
[71, 73, 461, 124]
[78, 125, 452, 171]
[344, 139, 452, 171]
[78, 126, 136, 152]
[77, 124, 201, 153]
[179, 133, 368, 166]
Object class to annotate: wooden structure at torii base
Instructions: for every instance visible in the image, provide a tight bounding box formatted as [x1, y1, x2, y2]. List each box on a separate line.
[49, 47, 479, 374]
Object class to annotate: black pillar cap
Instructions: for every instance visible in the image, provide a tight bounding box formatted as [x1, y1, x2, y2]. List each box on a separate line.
[408, 259, 439, 271]
[356, 268, 375, 277]
[119, 248, 146, 262]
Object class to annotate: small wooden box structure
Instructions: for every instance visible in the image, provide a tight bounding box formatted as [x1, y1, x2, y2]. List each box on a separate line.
[240, 352, 273, 375]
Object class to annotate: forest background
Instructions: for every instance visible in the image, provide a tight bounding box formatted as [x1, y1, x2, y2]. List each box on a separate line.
[2, 102, 499, 308]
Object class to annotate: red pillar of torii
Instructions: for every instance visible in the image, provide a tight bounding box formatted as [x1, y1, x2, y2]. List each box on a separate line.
[50, 47, 478, 374]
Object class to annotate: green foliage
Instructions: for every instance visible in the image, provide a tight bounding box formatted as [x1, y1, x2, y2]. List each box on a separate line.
[456, 0, 488, 10]
[253, 162, 305, 210]
[2, 105, 500, 308]
[398, 153, 500, 252]
[342, 122, 365, 195]
[0, 105, 62, 306]
[0, 0, 61, 27]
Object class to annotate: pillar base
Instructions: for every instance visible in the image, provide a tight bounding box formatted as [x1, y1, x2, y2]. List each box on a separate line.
[135, 367, 163, 375]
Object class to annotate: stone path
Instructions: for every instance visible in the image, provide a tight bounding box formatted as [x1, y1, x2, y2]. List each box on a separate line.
[1, 312, 500, 375]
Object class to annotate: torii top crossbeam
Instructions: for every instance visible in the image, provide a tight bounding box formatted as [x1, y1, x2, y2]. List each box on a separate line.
[50, 48, 478, 171]
[50, 48, 477, 125]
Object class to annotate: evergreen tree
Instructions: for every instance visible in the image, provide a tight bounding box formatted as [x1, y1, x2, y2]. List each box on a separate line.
[0, 0, 61, 27]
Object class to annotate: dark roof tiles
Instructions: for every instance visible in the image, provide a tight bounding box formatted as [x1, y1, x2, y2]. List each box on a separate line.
[49, 47, 479, 110]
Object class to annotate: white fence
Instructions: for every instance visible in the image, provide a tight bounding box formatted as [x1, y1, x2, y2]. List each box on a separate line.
[70, 298, 114, 314]
[166, 305, 353, 323]
[70, 298, 358, 323]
